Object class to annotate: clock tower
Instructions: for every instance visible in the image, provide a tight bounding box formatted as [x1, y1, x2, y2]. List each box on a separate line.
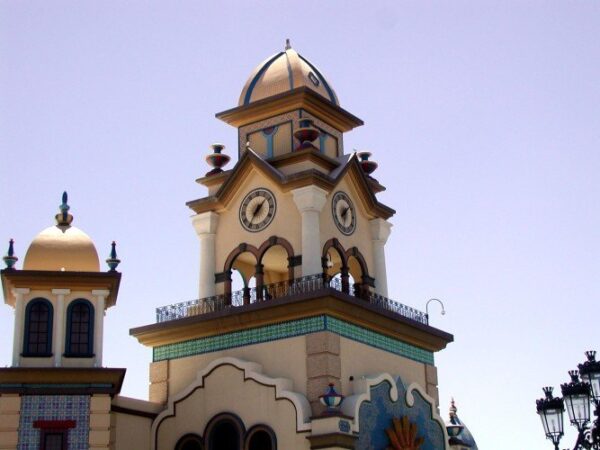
[131, 42, 454, 450]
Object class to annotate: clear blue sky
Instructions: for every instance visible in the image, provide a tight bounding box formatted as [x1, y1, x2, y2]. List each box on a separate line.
[1, 2, 599, 449]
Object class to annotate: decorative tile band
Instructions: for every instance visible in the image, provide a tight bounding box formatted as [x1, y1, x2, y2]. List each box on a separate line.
[18, 395, 90, 450]
[153, 315, 434, 365]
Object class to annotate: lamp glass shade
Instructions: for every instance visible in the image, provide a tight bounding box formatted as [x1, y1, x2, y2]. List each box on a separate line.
[538, 407, 564, 441]
[581, 371, 600, 402]
[564, 392, 591, 427]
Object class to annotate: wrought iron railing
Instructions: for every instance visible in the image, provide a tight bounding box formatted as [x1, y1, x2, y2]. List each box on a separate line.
[155, 273, 429, 325]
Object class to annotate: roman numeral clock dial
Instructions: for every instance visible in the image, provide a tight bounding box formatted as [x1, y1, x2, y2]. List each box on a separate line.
[239, 188, 277, 232]
[332, 191, 356, 235]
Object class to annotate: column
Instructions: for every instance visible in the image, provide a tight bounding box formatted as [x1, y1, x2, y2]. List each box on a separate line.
[11, 288, 30, 367]
[191, 212, 219, 298]
[292, 186, 328, 276]
[369, 218, 392, 297]
[92, 290, 109, 367]
[51, 289, 70, 367]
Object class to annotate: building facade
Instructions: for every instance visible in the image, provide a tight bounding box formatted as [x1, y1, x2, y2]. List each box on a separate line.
[1, 44, 476, 450]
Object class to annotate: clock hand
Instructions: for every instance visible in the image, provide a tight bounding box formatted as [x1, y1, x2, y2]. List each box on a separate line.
[341, 206, 350, 220]
[251, 200, 266, 223]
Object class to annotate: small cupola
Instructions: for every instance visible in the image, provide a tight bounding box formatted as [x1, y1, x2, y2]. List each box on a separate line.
[23, 192, 100, 272]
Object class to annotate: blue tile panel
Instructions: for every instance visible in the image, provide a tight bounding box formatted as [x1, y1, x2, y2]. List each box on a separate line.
[153, 315, 434, 365]
[18, 395, 90, 450]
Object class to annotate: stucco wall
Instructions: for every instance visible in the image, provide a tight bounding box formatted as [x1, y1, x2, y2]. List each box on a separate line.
[155, 364, 309, 450]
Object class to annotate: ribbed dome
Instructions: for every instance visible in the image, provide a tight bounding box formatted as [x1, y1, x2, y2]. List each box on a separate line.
[22, 192, 100, 272]
[24, 225, 100, 272]
[239, 42, 339, 106]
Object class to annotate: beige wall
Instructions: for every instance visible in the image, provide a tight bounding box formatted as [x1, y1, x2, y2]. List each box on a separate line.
[0, 394, 20, 450]
[155, 364, 309, 450]
[340, 337, 429, 398]
[166, 336, 307, 398]
[111, 412, 153, 450]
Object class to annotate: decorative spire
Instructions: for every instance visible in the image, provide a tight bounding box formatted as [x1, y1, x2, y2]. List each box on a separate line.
[285, 38, 291, 50]
[449, 397, 458, 417]
[106, 241, 121, 271]
[3, 239, 18, 269]
[55, 191, 73, 226]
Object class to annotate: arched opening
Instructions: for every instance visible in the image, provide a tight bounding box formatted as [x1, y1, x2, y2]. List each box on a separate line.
[257, 237, 295, 301]
[205, 414, 244, 450]
[224, 244, 260, 306]
[245, 426, 277, 450]
[346, 247, 371, 300]
[231, 269, 257, 303]
[322, 239, 349, 294]
[23, 298, 53, 357]
[176, 434, 203, 450]
[65, 299, 94, 357]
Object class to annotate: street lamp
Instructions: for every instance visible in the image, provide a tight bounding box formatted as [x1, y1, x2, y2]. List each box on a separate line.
[536, 351, 600, 449]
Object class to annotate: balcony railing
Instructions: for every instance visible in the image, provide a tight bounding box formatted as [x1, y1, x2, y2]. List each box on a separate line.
[155, 274, 429, 325]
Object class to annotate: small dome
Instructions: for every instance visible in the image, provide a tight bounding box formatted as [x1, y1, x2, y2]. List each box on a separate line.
[22, 192, 100, 272]
[239, 41, 339, 106]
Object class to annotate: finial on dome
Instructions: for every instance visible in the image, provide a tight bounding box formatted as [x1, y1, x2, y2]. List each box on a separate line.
[285, 38, 291, 50]
[449, 397, 458, 417]
[3, 239, 18, 269]
[55, 191, 73, 226]
[106, 241, 121, 272]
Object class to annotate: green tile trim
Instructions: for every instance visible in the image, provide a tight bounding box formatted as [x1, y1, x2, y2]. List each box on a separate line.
[152, 315, 434, 365]
[325, 316, 434, 365]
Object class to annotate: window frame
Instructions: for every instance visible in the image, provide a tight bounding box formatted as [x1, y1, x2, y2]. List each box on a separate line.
[22, 298, 53, 357]
[64, 299, 95, 358]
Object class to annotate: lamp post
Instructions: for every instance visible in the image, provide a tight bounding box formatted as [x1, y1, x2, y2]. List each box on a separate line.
[536, 351, 600, 450]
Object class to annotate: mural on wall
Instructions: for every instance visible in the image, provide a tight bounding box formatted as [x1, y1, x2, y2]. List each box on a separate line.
[356, 376, 446, 450]
[385, 416, 424, 450]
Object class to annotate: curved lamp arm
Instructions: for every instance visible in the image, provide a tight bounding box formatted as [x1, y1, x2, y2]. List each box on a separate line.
[426, 298, 446, 317]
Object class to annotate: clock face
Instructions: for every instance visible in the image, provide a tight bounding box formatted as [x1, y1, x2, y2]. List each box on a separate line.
[332, 191, 356, 235]
[239, 188, 277, 232]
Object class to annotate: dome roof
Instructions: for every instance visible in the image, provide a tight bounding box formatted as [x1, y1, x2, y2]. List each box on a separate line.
[22, 193, 100, 272]
[239, 41, 339, 106]
[446, 399, 479, 449]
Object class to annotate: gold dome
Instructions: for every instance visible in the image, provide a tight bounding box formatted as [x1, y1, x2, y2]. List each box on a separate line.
[239, 41, 339, 106]
[22, 192, 100, 272]
[23, 225, 100, 272]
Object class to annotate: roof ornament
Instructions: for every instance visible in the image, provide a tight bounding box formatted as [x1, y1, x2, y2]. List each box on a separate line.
[106, 241, 121, 272]
[205, 143, 231, 176]
[55, 191, 73, 226]
[285, 38, 291, 50]
[3, 238, 18, 269]
[449, 398, 458, 417]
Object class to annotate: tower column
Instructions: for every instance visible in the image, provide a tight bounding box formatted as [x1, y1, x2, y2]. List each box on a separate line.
[192, 212, 220, 298]
[11, 288, 30, 367]
[369, 218, 392, 297]
[51, 288, 70, 367]
[292, 186, 328, 276]
[92, 290, 109, 367]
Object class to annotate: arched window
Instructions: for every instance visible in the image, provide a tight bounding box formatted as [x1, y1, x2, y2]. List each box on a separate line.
[23, 298, 53, 357]
[245, 426, 276, 450]
[175, 434, 203, 450]
[65, 299, 94, 357]
[205, 414, 244, 450]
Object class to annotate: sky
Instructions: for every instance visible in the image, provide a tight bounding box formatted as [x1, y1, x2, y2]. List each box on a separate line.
[1, 1, 599, 449]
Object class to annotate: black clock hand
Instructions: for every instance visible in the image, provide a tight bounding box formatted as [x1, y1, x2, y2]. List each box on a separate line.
[251, 200, 266, 223]
[341, 206, 350, 221]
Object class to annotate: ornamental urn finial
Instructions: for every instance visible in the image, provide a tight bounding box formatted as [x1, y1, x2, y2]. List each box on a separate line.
[205, 143, 231, 176]
[55, 191, 74, 226]
[3, 239, 18, 269]
[319, 382, 344, 414]
[106, 241, 121, 272]
[357, 151, 378, 176]
[294, 119, 320, 151]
